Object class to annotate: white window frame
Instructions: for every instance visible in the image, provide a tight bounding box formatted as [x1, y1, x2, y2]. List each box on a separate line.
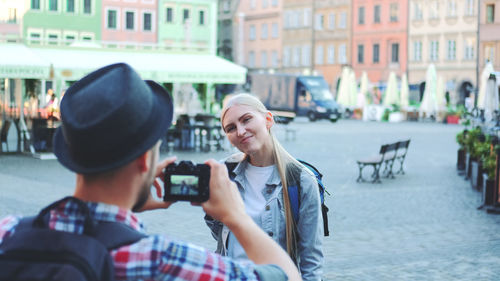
[301, 44, 310, 66]
[198, 7, 207, 26]
[293, 10, 300, 28]
[165, 5, 175, 24]
[447, 40, 456, 60]
[315, 45, 324, 65]
[413, 2, 423, 20]
[261, 23, 268, 39]
[271, 50, 278, 67]
[464, 39, 475, 60]
[27, 28, 43, 44]
[261, 51, 268, 68]
[46, 29, 61, 45]
[31, 0, 41, 10]
[63, 30, 78, 45]
[315, 14, 324, 30]
[429, 1, 439, 19]
[303, 8, 311, 27]
[250, 0, 256, 10]
[283, 46, 291, 67]
[328, 13, 335, 29]
[249, 24, 256, 40]
[106, 8, 120, 30]
[293, 46, 300, 67]
[413, 41, 422, 62]
[327, 45, 335, 64]
[248, 51, 255, 68]
[389, 3, 398, 22]
[262, 0, 268, 9]
[272, 0, 278, 7]
[80, 32, 95, 41]
[447, 0, 457, 17]
[430, 40, 439, 61]
[82, 0, 94, 15]
[124, 9, 137, 31]
[339, 12, 347, 28]
[465, 0, 475, 16]
[271, 23, 278, 38]
[339, 44, 347, 64]
[65, 0, 77, 13]
[47, 0, 60, 13]
[142, 10, 155, 32]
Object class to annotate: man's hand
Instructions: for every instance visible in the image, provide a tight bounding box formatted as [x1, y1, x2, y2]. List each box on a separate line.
[137, 156, 177, 212]
[201, 159, 247, 227]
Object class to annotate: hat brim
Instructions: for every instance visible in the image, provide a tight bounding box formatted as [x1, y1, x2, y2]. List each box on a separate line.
[53, 80, 173, 174]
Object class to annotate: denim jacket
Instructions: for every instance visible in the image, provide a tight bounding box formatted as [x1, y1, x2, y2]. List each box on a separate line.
[205, 157, 324, 281]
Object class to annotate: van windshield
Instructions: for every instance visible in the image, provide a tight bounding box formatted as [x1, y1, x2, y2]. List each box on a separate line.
[300, 77, 334, 101]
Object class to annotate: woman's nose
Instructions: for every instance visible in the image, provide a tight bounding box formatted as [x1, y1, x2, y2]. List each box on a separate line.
[236, 124, 246, 136]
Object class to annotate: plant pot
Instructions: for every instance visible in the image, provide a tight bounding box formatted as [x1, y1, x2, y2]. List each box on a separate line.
[465, 153, 472, 179]
[482, 174, 496, 206]
[457, 148, 466, 171]
[446, 115, 460, 124]
[470, 160, 483, 191]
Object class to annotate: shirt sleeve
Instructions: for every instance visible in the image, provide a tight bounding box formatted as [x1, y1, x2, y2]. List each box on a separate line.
[0, 216, 20, 245]
[297, 170, 324, 281]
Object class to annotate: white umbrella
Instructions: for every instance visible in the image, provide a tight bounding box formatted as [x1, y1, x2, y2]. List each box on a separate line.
[484, 75, 500, 121]
[336, 67, 352, 107]
[478, 62, 495, 110]
[349, 70, 358, 107]
[383, 71, 399, 106]
[436, 76, 447, 110]
[400, 73, 410, 109]
[358, 71, 370, 107]
[419, 64, 438, 117]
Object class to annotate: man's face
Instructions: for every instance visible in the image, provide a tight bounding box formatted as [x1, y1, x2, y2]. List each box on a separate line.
[132, 141, 160, 212]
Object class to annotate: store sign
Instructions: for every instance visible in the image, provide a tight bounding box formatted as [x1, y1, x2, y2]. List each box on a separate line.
[0, 66, 49, 79]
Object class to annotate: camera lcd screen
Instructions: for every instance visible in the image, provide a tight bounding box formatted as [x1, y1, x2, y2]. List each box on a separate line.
[170, 175, 199, 196]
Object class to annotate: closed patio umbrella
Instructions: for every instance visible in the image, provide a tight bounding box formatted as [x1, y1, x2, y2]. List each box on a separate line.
[419, 64, 438, 118]
[383, 71, 399, 107]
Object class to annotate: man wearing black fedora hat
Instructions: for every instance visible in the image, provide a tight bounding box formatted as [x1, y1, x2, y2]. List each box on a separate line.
[0, 63, 301, 281]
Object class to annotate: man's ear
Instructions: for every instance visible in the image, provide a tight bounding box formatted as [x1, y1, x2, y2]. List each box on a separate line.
[265, 111, 274, 130]
[136, 151, 149, 172]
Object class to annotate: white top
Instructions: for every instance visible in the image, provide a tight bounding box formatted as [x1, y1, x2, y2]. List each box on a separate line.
[227, 163, 274, 260]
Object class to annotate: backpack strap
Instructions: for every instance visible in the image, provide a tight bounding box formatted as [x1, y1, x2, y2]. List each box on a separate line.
[286, 165, 302, 225]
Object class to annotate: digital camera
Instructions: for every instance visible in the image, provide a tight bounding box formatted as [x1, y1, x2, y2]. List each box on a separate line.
[163, 161, 210, 202]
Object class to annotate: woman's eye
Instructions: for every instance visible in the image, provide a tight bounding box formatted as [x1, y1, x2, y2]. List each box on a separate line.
[243, 117, 252, 123]
[226, 126, 235, 133]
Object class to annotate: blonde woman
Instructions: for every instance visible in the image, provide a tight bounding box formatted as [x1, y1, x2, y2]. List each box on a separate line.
[205, 93, 324, 281]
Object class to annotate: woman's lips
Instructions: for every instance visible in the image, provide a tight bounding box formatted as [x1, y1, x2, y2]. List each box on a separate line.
[240, 135, 252, 144]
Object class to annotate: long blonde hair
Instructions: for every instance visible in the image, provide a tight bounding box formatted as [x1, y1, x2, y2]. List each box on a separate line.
[221, 93, 302, 260]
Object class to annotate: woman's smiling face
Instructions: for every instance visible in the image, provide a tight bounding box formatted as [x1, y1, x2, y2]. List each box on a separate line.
[222, 104, 273, 155]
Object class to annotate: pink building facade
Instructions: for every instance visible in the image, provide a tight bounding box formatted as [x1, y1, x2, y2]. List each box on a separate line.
[351, 0, 408, 84]
[235, 0, 282, 71]
[101, 0, 157, 45]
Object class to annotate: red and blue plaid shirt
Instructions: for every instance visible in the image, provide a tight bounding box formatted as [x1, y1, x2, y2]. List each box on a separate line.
[0, 199, 274, 281]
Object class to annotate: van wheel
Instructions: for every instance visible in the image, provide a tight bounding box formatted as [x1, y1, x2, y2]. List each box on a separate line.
[330, 118, 338, 123]
[308, 112, 317, 122]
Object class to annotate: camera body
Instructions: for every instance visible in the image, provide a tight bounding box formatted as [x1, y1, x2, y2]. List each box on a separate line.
[164, 161, 210, 202]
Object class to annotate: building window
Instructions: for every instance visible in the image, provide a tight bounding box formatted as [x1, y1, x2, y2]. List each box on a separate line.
[166, 7, 173, 23]
[464, 39, 475, 60]
[430, 40, 439, 61]
[293, 46, 300, 66]
[271, 23, 278, 38]
[31, 0, 40, 10]
[315, 45, 324, 65]
[223, 1, 230, 13]
[65, 35, 75, 45]
[66, 0, 74, 12]
[485, 44, 496, 62]
[373, 44, 380, 63]
[339, 44, 347, 64]
[301, 45, 311, 66]
[261, 51, 268, 68]
[465, 0, 475, 16]
[83, 0, 91, 14]
[143, 13, 152, 31]
[272, 0, 278, 7]
[249, 25, 256, 40]
[199, 10, 205, 25]
[183, 9, 190, 23]
[413, 2, 423, 20]
[107, 10, 117, 29]
[391, 43, 399, 63]
[262, 0, 268, 9]
[339, 12, 347, 28]
[250, 0, 256, 9]
[358, 6, 365, 24]
[283, 46, 291, 67]
[7, 8, 16, 23]
[261, 23, 268, 39]
[49, 0, 58, 11]
[271, 50, 278, 67]
[447, 40, 456, 60]
[414, 41, 422, 61]
[487, 4, 495, 23]
[430, 1, 439, 19]
[304, 8, 312, 27]
[30, 33, 41, 44]
[48, 34, 58, 45]
[126, 11, 135, 30]
[328, 13, 335, 29]
[248, 51, 255, 67]
[447, 0, 457, 17]
[358, 44, 364, 64]
[374, 5, 381, 23]
[327, 45, 335, 64]
[390, 3, 398, 22]
[315, 14, 324, 30]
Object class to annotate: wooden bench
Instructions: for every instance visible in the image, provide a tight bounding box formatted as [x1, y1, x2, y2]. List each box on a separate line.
[356, 140, 411, 183]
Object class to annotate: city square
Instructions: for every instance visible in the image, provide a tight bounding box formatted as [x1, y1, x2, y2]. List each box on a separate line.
[2, 119, 500, 280]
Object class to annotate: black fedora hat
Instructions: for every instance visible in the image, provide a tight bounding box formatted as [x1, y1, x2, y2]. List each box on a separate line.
[53, 63, 173, 174]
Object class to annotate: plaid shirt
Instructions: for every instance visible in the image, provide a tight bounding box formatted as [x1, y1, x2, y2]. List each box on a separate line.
[0, 199, 277, 281]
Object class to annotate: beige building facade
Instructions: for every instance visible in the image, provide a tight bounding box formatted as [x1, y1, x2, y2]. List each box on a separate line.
[233, 0, 282, 72]
[408, 0, 478, 104]
[0, 0, 26, 41]
[480, 0, 500, 72]
[313, 0, 351, 89]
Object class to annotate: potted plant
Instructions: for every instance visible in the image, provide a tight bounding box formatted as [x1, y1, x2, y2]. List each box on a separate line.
[464, 127, 482, 180]
[471, 137, 489, 190]
[456, 129, 467, 171]
[445, 106, 461, 124]
[482, 150, 497, 206]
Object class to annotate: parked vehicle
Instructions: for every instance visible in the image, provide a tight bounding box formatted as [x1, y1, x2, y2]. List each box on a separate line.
[249, 73, 341, 123]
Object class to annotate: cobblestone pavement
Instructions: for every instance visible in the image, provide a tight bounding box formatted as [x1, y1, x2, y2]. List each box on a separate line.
[1, 119, 500, 280]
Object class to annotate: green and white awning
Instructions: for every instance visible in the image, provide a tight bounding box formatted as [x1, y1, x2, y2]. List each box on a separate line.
[0, 44, 50, 79]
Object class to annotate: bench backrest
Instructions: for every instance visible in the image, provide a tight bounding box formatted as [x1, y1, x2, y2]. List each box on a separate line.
[396, 139, 411, 157]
